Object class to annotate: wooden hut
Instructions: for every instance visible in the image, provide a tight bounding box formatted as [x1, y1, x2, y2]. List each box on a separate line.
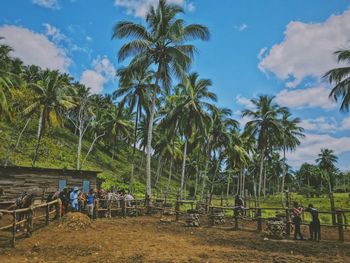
[0, 166, 101, 202]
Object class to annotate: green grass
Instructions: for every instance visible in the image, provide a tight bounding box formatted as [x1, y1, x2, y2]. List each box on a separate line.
[0, 122, 182, 196]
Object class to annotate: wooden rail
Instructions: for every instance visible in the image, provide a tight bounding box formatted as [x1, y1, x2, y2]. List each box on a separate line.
[0, 199, 61, 247]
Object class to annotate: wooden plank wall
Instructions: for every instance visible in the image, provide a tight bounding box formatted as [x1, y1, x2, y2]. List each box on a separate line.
[0, 168, 97, 201]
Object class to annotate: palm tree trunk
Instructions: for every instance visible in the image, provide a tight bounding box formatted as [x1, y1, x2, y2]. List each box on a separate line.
[146, 84, 157, 198]
[281, 147, 286, 193]
[166, 158, 173, 196]
[154, 157, 162, 186]
[32, 110, 44, 167]
[130, 103, 141, 194]
[242, 167, 245, 196]
[226, 174, 230, 205]
[194, 169, 199, 200]
[263, 167, 267, 198]
[180, 140, 187, 200]
[258, 149, 264, 199]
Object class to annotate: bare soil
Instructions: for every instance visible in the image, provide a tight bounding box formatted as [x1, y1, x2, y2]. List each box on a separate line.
[0, 214, 349, 263]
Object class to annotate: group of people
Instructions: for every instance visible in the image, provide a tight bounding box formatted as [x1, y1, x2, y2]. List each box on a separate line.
[292, 201, 321, 241]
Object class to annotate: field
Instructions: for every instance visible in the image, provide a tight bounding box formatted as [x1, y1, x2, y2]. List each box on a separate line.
[1, 214, 350, 263]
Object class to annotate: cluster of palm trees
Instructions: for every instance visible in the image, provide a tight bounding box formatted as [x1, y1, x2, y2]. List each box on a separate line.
[2, 0, 349, 199]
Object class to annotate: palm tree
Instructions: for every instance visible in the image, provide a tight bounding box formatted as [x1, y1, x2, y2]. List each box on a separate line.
[316, 148, 338, 192]
[279, 111, 304, 193]
[242, 95, 284, 198]
[0, 42, 14, 119]
[161, 72, 216, 199]
[324, 49, 350, 112]
[113, 0, 210, 197]
[24, 70, 75, 166]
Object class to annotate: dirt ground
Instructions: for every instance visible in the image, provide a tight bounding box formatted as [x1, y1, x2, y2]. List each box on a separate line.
[0, 214, 349, 263]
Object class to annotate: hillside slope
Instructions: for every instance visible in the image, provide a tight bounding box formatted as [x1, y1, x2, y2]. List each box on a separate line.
[0, 121, 181, 196]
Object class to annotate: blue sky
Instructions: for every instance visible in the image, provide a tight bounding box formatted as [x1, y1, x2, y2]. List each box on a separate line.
[1, 0, 350, 170]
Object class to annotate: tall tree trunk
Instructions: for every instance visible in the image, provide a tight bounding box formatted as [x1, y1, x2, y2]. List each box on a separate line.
[194, 168, 199, 200]
[32, 110, 44, 167]
[166, 158, 173, 196]
[226, 173, 230, 205]
[14, 117, 31, 150]
[154, 157, 162, 186]
[263, 168, 267, 198]
[281, 147, 286, 193]
[81, 132, 105, 168]
[146, 83, 157, 198]
[130, 103, 141, 194]
[258, 149, 264, 199]
[180, 140, 187, 200]
[77, 127, 83, 170]
[242, 167, 245, 197]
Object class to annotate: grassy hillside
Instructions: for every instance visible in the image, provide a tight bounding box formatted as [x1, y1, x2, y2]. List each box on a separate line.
[0, 121, 182, 197]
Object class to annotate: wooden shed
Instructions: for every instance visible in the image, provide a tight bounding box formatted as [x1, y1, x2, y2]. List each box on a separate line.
[0, 166, 101, 202]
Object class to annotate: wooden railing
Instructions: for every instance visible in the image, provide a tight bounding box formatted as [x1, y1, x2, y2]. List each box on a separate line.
[0, 199, 61, 247]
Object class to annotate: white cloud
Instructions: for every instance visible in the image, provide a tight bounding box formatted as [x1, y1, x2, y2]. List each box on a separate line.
[86, 36, 93, 42]
[114, 0, 186, 18]
[259, 8, 350, 87]
[43, 23, 66, 43]
[340, 117, 350, 131]
[257, 47, 267, 60]
[0, 25, 70, 71]
[235, 23, 248, 32]
[186, 2, 195, 12]
[80, 56, 116, 94]
[300, 117, 337, 133]
[287, 133, 350, 167]
[275, 86, 336, 110]
[236, 95, 255, 109]
[32, 0, 60, 10]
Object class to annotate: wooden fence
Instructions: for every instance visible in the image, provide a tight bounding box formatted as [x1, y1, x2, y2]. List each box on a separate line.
[0, 199, 61, 247]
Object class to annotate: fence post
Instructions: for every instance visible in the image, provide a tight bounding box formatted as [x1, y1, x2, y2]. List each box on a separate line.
[56, 199, 62, 222]
[95, 199, 99, 219]
[337, 210, 344, 242]
[175, 200, 180, 222]
[329, 192, 336, 225]
[12, 211, 16, 247]
[28, 207, 33, 235]
[205, 192, 209, 214]
[234, 209, 239, 230]
[209, 207, 214, 227]
[122, 199, 127, 218]
[45, 203, 50, 226]
[285, 191, 291, 236]
[257, 208, 262, 232]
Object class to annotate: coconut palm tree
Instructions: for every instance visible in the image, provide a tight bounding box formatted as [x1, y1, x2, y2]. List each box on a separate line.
[161, 72, 216, 199]
[324, 49, 350, 112]
[113, 0, 210, 197]
[24, 70, 75, 166]
[316, 148, 338, 192]
[0, 42, 14, 119]
[279, 111, 304, 192]
[242, 95, 284, 198]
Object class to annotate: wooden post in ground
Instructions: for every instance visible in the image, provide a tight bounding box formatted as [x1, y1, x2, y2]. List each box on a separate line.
[122, 199, 127, 218]
[337, 210, 344, 242]
[234, 209, 239, 230]
[256, 208, 262, 232]
[12, 211, 16, 247]
[205, 192, 209, 214]
[285, 191, 291, 236]
[175, 201, 180, 221]
[209, 207, 214, 227]
[95, 199, 99, 219]
[56, 199, 62, 222]
[329, 192, 336, 225]
[45, 203, 50, 226]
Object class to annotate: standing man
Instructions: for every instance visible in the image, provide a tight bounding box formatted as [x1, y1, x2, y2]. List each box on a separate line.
[70, 187, 79, 212]
[305, 204, 321, 241]
[86, 189, 95, 219]
[292, 201, 304, 240]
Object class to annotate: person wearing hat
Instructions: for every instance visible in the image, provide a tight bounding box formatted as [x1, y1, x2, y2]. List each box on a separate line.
[70, 187, 79, 212]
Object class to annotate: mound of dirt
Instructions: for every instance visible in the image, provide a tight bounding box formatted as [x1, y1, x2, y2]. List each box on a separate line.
[58, 212, 92, 231]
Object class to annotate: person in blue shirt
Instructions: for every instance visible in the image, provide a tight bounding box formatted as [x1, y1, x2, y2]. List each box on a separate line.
[70, 187, 79, 212]
[86, 189, 95, 219]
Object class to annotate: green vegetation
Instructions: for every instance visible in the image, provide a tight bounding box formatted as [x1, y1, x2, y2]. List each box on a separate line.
[0, 0, 349, 201]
